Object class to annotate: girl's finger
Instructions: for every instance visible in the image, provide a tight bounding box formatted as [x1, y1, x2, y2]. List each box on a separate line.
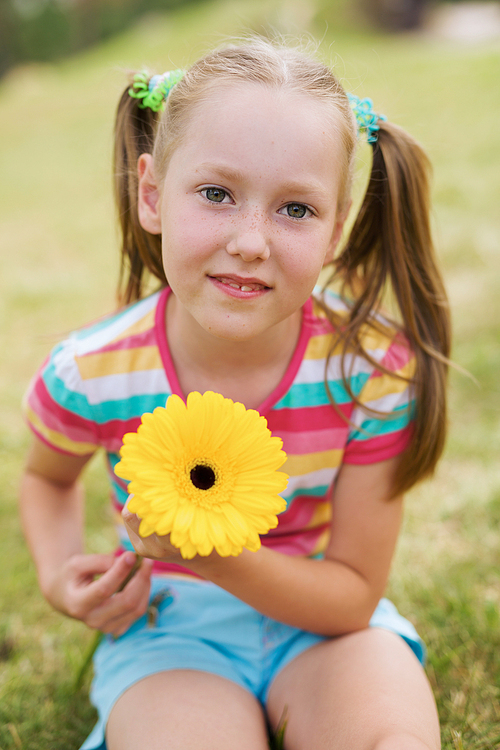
[122, 505, 141, 534]
[103, 582, 153, 636]
[69, 553, 117, 579]
[86, 561, 153, 631]
[81, 552, 140, 610]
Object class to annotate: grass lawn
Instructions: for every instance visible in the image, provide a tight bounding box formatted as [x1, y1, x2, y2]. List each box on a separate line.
[0, 0, 499, 747]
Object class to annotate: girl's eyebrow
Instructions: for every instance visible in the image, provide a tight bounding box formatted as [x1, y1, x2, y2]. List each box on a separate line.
[196, 162, 330, 200]
[196, 163, 245, 182]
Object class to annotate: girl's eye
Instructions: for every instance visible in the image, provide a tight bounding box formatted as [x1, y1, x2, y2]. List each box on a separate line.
[280, 203, 311, 219]
[202, 187, 228, 203]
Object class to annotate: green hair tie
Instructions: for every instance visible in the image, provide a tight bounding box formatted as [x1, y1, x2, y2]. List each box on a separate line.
[347, 93, 387, 144]
[128, 69, 184, 112]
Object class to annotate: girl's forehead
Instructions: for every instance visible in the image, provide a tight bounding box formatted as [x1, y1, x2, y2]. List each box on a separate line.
[197, 80, 328, 116]
[184, 82, 340, 146]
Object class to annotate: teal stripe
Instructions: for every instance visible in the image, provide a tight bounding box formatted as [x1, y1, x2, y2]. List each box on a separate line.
[97, 393, 170, 423]
[283, 484, 330, 507]
[109, 478, 129, 507]
[108, 452, 121, 472]
[275, 373, 368, 410]
[348, 402, 415, 442]
[107, 455, 130, 507]
[44, 359, 170, 424]
[43, 358, 95, 421]
[72, 314, 122, 341]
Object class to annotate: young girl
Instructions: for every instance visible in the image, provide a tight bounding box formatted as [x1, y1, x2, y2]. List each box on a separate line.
[20, 38, 450, 750]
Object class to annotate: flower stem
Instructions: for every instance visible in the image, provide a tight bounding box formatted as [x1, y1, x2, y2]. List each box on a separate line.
[73, 554, 143, 691]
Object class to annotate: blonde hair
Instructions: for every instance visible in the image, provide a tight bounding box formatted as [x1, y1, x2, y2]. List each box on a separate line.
[113, 38, 451, 496]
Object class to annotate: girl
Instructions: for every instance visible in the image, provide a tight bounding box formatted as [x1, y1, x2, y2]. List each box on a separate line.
[20, 38, 450, 750]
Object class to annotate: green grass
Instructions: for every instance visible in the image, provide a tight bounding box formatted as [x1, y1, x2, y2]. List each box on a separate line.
[1, 0, 499, 747]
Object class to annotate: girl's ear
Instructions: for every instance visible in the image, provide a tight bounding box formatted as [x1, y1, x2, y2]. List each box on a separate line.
[323, 200, 352, 267]
[137, 153, 162, 235]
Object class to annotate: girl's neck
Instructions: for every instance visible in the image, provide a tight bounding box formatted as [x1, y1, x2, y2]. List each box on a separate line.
[165, 292, 302, 410]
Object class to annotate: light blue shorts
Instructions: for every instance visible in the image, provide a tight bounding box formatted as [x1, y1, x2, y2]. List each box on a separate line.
[81, 576, 425, 750]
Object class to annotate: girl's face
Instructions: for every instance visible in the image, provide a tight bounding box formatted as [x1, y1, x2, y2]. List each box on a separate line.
[138, 83, 348, 344]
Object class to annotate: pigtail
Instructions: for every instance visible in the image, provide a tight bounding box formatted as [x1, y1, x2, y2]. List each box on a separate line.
[114, 84, 167, 305]
[332, 120, 451, 495]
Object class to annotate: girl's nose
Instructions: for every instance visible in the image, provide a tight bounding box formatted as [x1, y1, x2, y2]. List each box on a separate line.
[226, 224, 270, 262]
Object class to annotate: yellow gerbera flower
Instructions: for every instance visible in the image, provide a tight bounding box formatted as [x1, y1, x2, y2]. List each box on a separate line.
[115, 391, 288, 559]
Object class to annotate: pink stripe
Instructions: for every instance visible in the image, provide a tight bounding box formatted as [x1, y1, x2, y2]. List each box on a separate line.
[262, 525, 328, 556]
[279, 427, 348, 454]
[28, 379, 99, 444]
[28, 378, 144, 454]
[378, 334, 413, 373]
[343, 425, 413, 464]
[97, 417, 143, 452]
[86, 327, 158, 356]
[25, 421, 91, 456]
[115, 550, 204, 579]
[275, 493, 322, 528]
[268, 402, 352, 432]
[156, 288, 184, 399]
[109, 471, 129, 496]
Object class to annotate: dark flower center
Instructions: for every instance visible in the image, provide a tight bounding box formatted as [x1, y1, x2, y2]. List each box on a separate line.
[190, 463, 216, 490]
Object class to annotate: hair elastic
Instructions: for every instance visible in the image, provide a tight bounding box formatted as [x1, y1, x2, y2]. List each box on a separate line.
[128, 69, 184, 112]
[347, 93, 387, 144]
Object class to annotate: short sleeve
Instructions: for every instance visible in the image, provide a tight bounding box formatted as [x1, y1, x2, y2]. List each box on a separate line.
[22, 337, 101, 456]
[342, 332, 415, 465]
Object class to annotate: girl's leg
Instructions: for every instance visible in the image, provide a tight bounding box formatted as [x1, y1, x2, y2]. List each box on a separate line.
[266, 628, 441, 750]
[106, 669, 269, 750]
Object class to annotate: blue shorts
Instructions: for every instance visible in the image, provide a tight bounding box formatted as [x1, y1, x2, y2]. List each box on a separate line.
[81, 576, 425, 750]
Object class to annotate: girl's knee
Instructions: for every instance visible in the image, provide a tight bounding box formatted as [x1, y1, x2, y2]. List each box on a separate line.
[372, 733, 440, 750]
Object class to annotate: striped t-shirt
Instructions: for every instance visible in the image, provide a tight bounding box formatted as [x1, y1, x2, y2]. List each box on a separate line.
[23, 286, 414, 574]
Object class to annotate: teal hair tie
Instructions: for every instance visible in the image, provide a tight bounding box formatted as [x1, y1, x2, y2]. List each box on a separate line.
[347, 93, 387, 144]
[128, 69, 184, 112]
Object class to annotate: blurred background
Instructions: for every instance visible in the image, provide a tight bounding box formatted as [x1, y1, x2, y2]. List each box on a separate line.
[0, 1, 499, 748]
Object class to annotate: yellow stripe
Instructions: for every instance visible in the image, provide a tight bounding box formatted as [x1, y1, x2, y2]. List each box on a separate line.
[304, 334, 337, 361]
[306, 500, 332, 528]
[25, 405, 98, 455]
[304, 324, 397, 363]
[284, 449, 343, 476]
[311, 527, 331, 556]
[359, 358, 415, 404]
[109, 308, 156, 344]
[358, 326, 394, 353]
[76, 346, 163, 380]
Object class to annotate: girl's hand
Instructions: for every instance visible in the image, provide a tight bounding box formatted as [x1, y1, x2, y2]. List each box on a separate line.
[44, 552, 154, 636]
[122, 506, 185, 564]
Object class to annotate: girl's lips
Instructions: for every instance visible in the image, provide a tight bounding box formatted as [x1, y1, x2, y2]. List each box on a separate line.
[210, 275, 270, 292]
[209, 275, 270, 298]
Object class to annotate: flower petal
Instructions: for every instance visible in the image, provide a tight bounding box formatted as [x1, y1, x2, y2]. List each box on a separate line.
[114, 390, 289, 558]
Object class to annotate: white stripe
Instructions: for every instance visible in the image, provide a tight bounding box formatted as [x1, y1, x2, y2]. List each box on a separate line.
[52, 340, 86, 395]
[314, 287, 394, 329]
[84, 369, 171, 405]
[283, 467, 338, 497]
[295, 353, 376, 386]
[73, 293, 160, 356]
[350, 390, 412, 427]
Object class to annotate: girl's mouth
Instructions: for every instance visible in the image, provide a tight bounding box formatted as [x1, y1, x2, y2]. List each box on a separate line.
[210, 276, 270, 292]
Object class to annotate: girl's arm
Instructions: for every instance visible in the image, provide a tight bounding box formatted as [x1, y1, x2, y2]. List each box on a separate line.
[20, 437, 153, 636]
[123, 456, 403, 636]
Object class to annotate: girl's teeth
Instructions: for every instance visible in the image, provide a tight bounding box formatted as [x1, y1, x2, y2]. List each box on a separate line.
[222, 279, 257, 292]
